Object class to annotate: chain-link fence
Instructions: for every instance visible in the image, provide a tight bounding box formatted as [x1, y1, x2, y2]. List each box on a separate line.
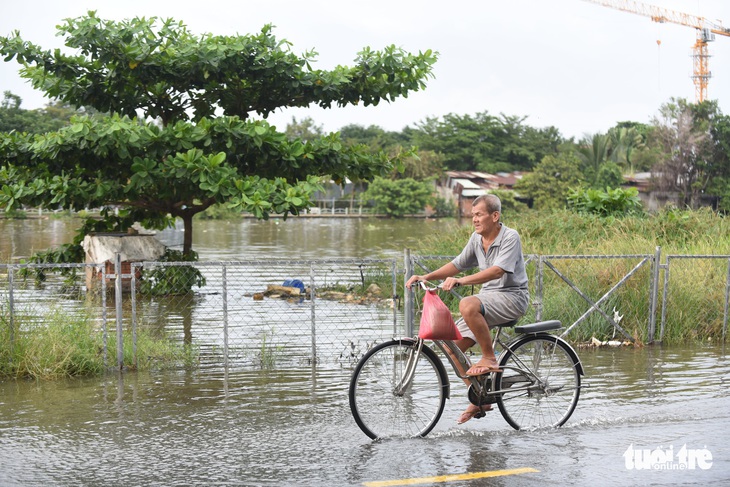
[130, 258, 401, 368]
[0, 258, 403, 370]
[1, 249, 728, 373]
[660, 255, 730, 342]
[536, 253, 658, 342]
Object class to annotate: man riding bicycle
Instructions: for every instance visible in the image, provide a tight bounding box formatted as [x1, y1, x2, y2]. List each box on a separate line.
[406, 194, 529, 424]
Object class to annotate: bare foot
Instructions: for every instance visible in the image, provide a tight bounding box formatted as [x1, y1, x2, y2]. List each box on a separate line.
[456, 403, 493, 424]
[465, 357, 502, 376]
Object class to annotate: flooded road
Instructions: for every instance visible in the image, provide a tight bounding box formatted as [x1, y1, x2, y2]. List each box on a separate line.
[1, 343, 728, 486]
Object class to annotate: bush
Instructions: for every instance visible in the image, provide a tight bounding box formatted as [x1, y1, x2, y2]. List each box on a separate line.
[0, 311, 104, 378]
[431, 196, 457, 218]
[594, 162, 624, 189]
[360, 177, 433, 217]
[566, 186, 643, 217]
[138, 249, 206, 295]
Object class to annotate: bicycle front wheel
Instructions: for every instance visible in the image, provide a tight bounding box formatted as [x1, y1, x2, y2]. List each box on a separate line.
[349, 339, 449, 440]
[495, 334, 581, 430]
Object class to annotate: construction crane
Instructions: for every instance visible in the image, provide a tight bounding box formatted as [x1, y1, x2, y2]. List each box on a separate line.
[584, 0, 730, 102]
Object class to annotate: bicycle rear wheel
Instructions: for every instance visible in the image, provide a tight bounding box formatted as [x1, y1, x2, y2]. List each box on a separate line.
[495, 334, 581, 430]
[349, 339, 449, 440]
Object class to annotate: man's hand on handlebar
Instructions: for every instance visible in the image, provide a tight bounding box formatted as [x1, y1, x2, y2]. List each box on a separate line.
[406, 275, 424, 289]
[406, 275, 461, 291]
[440, 277, 461, 291]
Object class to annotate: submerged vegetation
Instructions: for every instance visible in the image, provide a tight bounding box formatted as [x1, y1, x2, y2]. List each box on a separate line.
[0, 309, 198, 380]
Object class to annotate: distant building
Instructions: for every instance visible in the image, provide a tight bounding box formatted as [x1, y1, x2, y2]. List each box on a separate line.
[311, 178, 366, 213]
[622, 172, 719, 211]
[439, 171, 524, 217]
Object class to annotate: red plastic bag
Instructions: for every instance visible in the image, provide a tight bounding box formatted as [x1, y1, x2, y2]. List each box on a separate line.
[418, 290, 462, 340]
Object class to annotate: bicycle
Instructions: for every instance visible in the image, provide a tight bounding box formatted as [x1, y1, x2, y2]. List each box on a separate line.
[348, 281, 585, 439]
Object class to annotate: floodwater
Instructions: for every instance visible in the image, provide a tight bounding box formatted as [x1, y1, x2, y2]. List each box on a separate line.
[0, 216, 462, 262]
[1, 344, 728, 486]
[1, 217, 729, 485]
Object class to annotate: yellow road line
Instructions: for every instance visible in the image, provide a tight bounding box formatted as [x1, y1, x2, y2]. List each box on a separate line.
[362, 467, 539, 487]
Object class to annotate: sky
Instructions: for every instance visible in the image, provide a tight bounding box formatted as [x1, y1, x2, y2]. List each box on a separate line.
[1, 0, 729, 140]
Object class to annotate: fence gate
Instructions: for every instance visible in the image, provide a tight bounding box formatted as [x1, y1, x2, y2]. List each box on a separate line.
[537, 252, 659, 342]
[660, 254, 730, 342]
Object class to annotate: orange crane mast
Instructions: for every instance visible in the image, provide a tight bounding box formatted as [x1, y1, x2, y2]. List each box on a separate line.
[584, 0, 730, 102]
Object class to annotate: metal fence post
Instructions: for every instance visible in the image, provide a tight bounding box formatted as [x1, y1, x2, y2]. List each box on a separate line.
[310, 263, 317, 363]
[648, 246, 661, 344]
[222, 264, 229, 369]
[115, 253, 124, 369]
[131, 263, 138, 370]
[391, 259, 398, 336]
[101, 265, 108, 368]
[7, 266, 15, 352]
[404, 249, 413, 337]
[722, 259, 730, 342]
[659, 255, 671, 343]
[535, 255, 544, 322]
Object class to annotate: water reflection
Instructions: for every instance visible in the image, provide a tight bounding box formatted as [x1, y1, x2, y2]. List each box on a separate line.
[578, 343, 729, 405]
[0, 216, 463, 262]
[183, 217, 461, 260]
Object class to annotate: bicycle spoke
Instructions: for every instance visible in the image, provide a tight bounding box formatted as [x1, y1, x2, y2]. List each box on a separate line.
[496, 335, 581, 430]
[349, 340, 447, 439]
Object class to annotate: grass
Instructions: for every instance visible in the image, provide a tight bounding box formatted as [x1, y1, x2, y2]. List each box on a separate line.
[258, 327, 283, 369]
[419, 206, 730, 257]
[0, 308, 199, 380]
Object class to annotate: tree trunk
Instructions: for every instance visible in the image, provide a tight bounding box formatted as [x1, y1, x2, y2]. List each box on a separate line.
[182, 212, 194, 257]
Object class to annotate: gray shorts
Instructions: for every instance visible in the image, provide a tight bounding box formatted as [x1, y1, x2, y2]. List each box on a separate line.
[456, 290, 529, 342]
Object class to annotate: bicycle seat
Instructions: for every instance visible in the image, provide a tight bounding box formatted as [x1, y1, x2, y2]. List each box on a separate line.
[514, 320, 562, 334]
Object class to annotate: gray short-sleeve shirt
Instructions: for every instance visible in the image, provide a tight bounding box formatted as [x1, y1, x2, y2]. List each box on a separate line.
[451, 223, 528, 293]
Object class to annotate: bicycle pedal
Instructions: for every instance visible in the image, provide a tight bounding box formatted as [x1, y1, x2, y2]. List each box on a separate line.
[474, 411, 486, 419]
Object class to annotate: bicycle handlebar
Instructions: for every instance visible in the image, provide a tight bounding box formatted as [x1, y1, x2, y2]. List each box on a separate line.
[414, 280, 460, 291]
[416, 280, 440, 291]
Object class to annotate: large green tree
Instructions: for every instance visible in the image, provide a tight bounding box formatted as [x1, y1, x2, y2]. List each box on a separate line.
[411, 111, 563, 173]
[514, 151, 585, 210]
[339, 124, 409, 151]
[704, 109, 730, 211]
[0, 13, 437, 255]
[360, 176, 433, 217]
[412, 112, 501, 171]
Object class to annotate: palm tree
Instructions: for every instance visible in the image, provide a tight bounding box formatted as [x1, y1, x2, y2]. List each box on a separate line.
[578, 133, 610, 187]
[608, 127, 644, 173]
